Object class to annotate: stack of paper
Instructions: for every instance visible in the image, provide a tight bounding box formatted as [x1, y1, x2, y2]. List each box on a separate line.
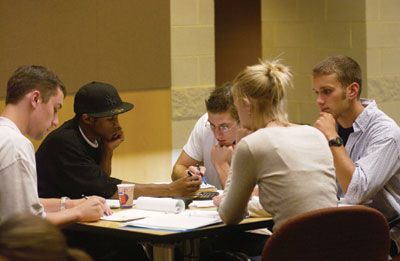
[101, 209, 163, 222]
[125, 210, 221, 231]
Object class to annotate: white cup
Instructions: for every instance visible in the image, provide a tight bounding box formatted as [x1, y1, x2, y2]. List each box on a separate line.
[117, 184, 135, 208]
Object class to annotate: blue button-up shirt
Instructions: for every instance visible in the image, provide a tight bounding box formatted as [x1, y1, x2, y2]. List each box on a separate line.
[342, 99, 400, 247]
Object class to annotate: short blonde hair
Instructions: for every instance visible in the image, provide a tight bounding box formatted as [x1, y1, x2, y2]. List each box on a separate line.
[232, 59, 292, 130]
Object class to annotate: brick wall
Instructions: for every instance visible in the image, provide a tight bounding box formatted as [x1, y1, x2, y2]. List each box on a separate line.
[170, 0, 215, 165]
[261, 0, 367, 124]
[366, 0, 400, 123]
[261, 0, 399, 125]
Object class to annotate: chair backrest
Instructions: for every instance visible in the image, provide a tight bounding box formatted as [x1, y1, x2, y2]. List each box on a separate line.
[261, 206, 390, 261]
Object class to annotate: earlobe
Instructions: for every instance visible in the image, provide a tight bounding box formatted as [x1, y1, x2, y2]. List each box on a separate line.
[30, 92, 41, 108]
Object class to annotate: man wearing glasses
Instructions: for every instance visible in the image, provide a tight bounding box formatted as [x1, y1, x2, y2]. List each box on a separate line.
[171, 83, 238, 189]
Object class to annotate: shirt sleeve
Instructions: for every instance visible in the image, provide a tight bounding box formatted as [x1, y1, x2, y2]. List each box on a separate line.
[0, 159, 45, 222]
[219, 140, 258, 224]
[345, 136, 400, 203]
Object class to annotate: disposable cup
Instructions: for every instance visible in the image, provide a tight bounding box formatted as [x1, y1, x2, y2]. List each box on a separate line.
[117, 184, 135, 208]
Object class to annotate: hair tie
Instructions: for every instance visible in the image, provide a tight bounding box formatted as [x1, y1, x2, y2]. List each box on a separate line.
[266, 68, 272, 77]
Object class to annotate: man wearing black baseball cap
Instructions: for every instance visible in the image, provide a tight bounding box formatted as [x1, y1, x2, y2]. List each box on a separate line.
[36, 81, 202, 200]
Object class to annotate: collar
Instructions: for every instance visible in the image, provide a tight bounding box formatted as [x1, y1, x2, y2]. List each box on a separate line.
[78, 125, 99, 148]
[352, 99, 376, 133]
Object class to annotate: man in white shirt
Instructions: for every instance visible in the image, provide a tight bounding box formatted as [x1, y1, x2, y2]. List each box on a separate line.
[0, 65, 111, 225]
[171, 83, 238, 189]
[312, 55, 400, 256]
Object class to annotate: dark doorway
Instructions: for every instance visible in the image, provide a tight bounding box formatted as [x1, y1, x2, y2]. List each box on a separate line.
[215, 0, 262, 85]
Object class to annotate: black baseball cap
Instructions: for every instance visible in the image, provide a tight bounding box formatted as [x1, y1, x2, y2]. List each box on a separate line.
[74, 81, 134, 117]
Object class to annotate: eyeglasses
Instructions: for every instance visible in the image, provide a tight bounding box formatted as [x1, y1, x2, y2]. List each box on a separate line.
[205, 121, 237, 133]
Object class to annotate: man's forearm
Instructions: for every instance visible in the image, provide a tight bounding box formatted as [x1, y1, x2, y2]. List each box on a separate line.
[133, 183, 173, 198]
[100, 149, 113, 176]
[46, 209, 80, 227]
[331, 146, 355, 193]
[40, 198, 63, 212]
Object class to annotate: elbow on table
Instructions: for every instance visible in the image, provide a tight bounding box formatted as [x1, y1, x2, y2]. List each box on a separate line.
[220, 212, 243, 225]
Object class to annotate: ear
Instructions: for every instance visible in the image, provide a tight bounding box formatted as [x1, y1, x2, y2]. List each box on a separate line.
[347, 82, 360, 100]
[29, 90, 41, 108]
[242, 98, 252, 114]
[81, 114, 94, 125]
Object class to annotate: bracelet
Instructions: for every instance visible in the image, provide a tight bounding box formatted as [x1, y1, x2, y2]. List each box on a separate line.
[60, 196, 70, 210]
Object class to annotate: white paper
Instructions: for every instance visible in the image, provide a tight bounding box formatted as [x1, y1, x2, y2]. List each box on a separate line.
[189, 200, 215, 208]
[125, 209, 221, 231]
[135, 197, 185, 214]
[200, 183, 216, 189]
[106, 199, 120, 209]
[101, 209, 163, 222]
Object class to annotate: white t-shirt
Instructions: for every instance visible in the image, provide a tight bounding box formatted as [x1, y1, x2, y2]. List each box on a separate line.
[0, 117, 45, 223]
[183, 113, 221, 189]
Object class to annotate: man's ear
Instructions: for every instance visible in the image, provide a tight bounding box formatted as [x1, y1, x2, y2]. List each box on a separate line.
[30, 90, 41, 108]
[81, 114, 94, 125]
[347, 82, 360, 100]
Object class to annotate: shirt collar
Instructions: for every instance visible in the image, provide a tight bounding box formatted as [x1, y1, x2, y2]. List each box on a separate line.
[353, 98, 376, 133]
[78, 125, 99, 148]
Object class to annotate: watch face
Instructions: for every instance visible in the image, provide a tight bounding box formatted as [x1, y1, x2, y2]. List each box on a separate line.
[329, 136, 344, 147]
[335, 137, 343, 145]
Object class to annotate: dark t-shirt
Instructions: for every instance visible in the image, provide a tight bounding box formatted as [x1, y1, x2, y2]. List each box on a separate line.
[338, 124, 354, 146]
[36, 118, 121, 199]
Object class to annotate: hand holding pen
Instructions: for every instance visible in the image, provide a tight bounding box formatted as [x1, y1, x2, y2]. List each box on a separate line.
[80, 194, 113, 216]
[186, 164, 207, 185]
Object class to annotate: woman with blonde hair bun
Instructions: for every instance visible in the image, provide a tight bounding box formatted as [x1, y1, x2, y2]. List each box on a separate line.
[0, 213, 92, 261]
[218, 59, 338, 231]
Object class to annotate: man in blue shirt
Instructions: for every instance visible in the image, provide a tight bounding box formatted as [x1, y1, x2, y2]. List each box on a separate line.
[312, 55, 400, 256]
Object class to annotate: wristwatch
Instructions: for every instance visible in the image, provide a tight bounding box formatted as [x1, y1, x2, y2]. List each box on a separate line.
[328, 136, 344, 147]
[60, 196, 70, 210]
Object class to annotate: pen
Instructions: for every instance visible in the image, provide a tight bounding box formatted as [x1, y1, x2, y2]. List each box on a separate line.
[196, 164, 207, 185]
[81, 194, 89, 200]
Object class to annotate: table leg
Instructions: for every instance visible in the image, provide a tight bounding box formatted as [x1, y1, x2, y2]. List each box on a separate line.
[183, 238, 200, 261]
[152, 244, 175, 261]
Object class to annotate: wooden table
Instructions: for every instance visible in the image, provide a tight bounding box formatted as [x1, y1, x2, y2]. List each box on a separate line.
[66, 210, 273, 261]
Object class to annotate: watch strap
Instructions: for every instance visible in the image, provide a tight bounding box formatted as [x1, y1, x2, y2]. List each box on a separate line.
[60, 196, 70, 210]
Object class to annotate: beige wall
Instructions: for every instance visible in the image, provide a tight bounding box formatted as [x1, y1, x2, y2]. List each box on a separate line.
[261, 0, 367, 124]
[261, 0, 399, 125]
[0, 89, 172, 184]
[0, 0, 171, 96]
[366, 0, 400, 124]
[0, 0, 172, 184]
[170, 0, 215, 164]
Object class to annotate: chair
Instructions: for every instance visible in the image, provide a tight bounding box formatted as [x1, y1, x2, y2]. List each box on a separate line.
[388, 216, 400, 261]
[261, 206, 390, 261]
